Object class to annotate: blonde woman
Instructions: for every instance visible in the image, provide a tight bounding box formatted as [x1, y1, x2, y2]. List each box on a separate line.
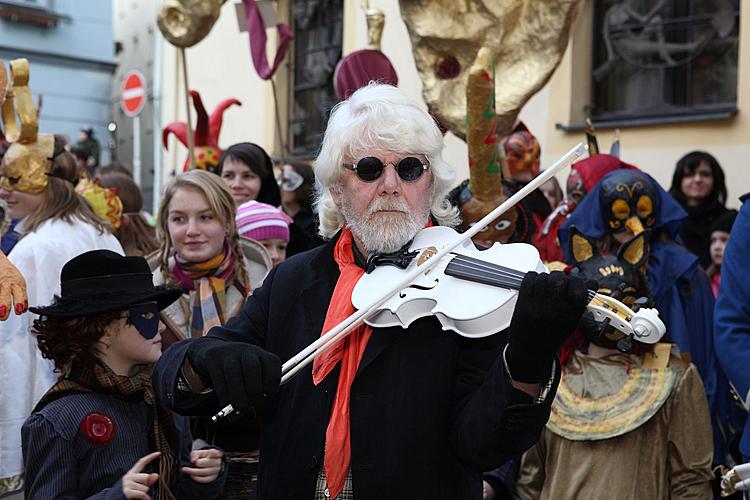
[0, 135, 123, 495]
[151, 169, 271, 497]
[151, 169, 270, 348]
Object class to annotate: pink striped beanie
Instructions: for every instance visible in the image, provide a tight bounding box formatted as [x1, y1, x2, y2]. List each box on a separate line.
[235, 200, 293, 242]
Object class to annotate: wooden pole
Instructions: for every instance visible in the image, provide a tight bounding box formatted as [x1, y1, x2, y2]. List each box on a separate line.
[180, 48, 195, 170]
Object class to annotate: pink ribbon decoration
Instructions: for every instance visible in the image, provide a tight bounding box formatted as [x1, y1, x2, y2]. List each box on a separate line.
[244, 0, 293, 80]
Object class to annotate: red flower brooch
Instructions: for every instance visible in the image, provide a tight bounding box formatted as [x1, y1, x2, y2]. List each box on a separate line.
[80, 412, 116, 447]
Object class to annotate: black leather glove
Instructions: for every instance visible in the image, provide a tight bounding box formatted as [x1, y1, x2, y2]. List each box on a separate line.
[186, 336, 281, 414]
[506, 271, 591, 383]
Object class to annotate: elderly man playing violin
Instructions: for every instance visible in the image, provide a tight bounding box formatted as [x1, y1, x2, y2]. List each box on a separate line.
[153, 84, 591, 499]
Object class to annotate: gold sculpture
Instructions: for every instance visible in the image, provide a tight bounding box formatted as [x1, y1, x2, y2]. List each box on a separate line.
[399, 0, 583, 138]
[365, 5, 385, 50]
[0, 59, 54, 194]
[0, 60, 29, 321]
[1, 59, 38, 143]
[457, 47, 518, 246]
[157, 0, 225, 48]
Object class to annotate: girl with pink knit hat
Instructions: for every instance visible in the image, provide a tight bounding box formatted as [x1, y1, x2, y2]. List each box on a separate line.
[236, 200, 293, 267]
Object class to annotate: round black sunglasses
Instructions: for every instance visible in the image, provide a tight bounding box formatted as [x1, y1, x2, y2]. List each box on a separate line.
[342, 156, 430, 182]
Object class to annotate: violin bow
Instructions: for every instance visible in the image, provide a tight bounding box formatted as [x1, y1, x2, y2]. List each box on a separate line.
[211, 143, 586, 422]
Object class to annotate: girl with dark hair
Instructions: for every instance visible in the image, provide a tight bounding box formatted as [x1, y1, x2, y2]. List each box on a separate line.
[0, 135, 123, 493]
[98, 171, 159, 256]
[23, 250, 226, 499]
[217, 142, 281, 208]
[669, 151, 729, 268]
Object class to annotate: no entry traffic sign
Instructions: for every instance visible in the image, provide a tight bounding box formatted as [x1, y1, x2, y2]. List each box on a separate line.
[121, 70, 146, 117]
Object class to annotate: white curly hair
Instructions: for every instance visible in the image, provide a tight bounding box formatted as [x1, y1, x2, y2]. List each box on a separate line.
[314, 83, 460, 239]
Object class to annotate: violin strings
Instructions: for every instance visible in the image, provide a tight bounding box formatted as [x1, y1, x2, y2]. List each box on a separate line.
[448, 255, 527, 286]
[445, 258, 526, 290]
[446, 254, 599, 303]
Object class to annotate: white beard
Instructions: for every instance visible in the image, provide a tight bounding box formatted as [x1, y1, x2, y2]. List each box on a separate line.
[341, 194, 430, 253]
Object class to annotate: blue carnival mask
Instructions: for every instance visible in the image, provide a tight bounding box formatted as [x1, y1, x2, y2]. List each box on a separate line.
[127, 302, 160, 339]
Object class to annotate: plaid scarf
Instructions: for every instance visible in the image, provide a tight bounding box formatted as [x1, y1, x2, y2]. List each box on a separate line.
[172, 242, 236, 337]
[36, 362, 178, 500]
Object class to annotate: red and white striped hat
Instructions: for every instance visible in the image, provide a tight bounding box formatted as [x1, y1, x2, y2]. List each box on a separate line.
[235, 200, 293, 242]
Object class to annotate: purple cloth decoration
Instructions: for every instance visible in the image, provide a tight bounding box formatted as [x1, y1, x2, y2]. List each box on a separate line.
[334, 49, 398, 99]
[244, 0, 293, 80]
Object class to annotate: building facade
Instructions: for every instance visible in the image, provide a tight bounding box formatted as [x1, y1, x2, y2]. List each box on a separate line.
[112, 0, 748, 210]
[0, 0, 115, 165]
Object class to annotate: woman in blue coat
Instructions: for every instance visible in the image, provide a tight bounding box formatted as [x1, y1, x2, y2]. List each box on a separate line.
[714, 193, 750, 460]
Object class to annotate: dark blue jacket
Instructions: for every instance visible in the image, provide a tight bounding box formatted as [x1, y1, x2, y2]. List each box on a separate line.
[22, 391, 226, 499]
[714, 195, 750, 458]
[154, 232, 558, 500]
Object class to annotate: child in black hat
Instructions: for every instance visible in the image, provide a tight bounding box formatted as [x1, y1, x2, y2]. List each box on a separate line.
[22, 250, 227, 499]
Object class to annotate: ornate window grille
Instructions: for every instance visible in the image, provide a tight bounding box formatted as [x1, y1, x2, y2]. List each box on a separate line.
[591, 0, 740, 122]
[288, 0, 344, 158]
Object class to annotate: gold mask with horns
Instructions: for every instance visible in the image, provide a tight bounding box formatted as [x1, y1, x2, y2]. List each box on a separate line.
[0, 58, 54, 194]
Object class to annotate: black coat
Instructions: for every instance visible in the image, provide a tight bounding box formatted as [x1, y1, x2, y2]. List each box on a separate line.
[154, 233, 558, 500]
[22, 392, 226, 499]
[678, 201, 728, 268]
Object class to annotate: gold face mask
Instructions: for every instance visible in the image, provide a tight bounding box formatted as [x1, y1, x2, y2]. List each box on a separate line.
[0, 58, 53, 194]
[0, 134, 54, 194]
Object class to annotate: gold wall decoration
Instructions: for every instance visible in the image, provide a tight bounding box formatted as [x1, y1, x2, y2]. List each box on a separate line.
[399, 0, 583, 139]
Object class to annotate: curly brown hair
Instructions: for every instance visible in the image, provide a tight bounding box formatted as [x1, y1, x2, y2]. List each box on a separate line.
[34, 309, 123, 372]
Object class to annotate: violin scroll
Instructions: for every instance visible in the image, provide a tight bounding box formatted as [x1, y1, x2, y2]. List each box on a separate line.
[587, 293, 666, 345]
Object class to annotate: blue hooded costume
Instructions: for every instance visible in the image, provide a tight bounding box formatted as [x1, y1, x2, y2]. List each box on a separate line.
[560, 170, 740, 464]
[714, 194, 750, 459]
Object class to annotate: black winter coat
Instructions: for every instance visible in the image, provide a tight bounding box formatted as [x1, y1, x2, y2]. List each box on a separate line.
[154, 232, 558, 500]
[678, 201, 728, 268]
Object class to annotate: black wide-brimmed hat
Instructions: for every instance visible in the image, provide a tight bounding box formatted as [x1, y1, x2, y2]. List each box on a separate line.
[30, 250, 182, 319]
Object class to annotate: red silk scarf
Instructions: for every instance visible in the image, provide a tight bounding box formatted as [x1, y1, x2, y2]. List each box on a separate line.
[312, 227, 372, 498]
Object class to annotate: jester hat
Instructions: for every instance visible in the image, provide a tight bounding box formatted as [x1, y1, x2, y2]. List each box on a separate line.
[76, 177, 124, 230]
[162, 90, 241, 173]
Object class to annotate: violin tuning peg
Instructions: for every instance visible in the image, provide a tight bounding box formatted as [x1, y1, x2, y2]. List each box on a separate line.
[617, 334, 633, 353]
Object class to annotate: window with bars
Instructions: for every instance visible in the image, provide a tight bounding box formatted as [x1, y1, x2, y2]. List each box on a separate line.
[591, 0, 740, 122]
[288, 0, 343, 158]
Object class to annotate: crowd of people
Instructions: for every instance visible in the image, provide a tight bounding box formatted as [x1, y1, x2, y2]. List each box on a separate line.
[0, 81, 748, 500]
